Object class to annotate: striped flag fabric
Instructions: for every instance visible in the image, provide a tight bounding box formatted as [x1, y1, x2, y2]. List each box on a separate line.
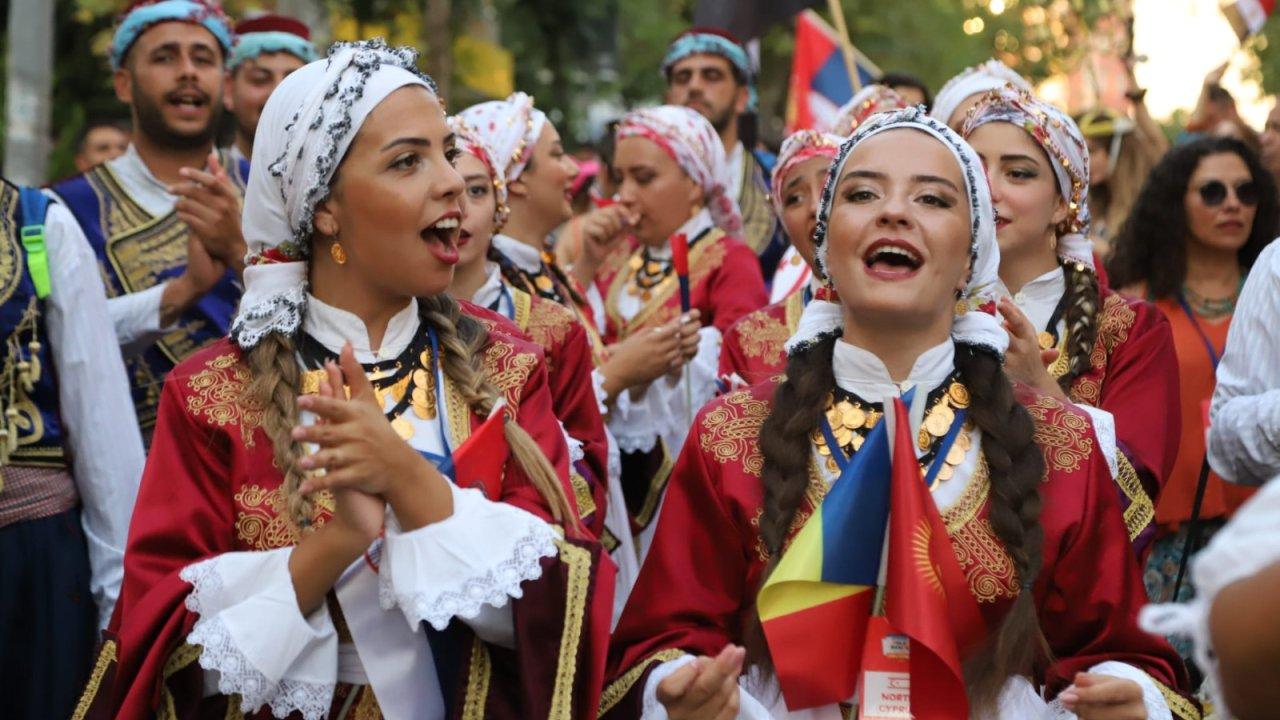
[785, 10, 881, 133]
[756, 410, 893, 709]
[1223, 0, 1277, 40]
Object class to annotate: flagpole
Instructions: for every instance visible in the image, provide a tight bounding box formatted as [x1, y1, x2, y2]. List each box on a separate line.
[826, 0, 863, 92]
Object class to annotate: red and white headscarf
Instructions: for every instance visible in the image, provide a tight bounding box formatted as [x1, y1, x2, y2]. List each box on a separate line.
[456, 92, 548, 188]
[615, 105, 744, 235]
[962, 84, 1094, 269]
[826, 84, 908, 136]
[770, 130, 843, 212]
[447, 115, 509, 229]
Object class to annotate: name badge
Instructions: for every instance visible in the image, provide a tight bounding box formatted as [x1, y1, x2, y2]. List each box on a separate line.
[858, 616, 911, 720]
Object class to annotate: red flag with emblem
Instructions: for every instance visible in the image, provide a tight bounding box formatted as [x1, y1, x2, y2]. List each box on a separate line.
[884, 397, 984, 719]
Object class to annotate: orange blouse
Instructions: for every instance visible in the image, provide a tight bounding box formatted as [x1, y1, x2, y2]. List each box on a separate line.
[1153, 296, 1255, 529]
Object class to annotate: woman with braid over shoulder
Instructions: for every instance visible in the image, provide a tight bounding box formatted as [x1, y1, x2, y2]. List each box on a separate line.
[602, 107, 1196, 719]
[963, 85, 1180, 561]
[74, 41, 612, 720]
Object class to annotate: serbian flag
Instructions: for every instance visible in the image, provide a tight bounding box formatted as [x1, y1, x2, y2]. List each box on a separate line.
[1223, 0, 1277, 39]
[786, 10, 880, 133]
[453, 400, 509, 501]
[757, 413, 893, 709]
[884, 397, 985, 719]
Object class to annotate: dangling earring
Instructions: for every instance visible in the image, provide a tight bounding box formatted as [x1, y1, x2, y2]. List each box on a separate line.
[330, 241, 347, 265]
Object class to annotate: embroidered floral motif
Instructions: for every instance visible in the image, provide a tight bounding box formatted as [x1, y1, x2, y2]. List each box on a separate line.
[1023, 395, 1093, 474]
[185, 353, 264, 448]
[1068, 294, 1136, 405]
[950, 517, 1019, 603]
[233, 484, 334, 550]
[482, 341, 538, 412]
[699, 391, 769, 477]
[523, 300, 574, 362]
[735, 308, 791, 366]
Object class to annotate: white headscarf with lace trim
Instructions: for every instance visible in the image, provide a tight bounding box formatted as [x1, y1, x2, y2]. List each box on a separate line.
[930, 58, 1032, 126]
[786, 106, 1007, 358]
[233, 40, 438, 350]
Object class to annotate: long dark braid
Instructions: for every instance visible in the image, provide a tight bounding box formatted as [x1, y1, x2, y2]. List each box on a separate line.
[488, 246, 536, 296]
[1056, 259, 1100, 392]
[743, 340, 1050, 717]
[953, 343, 1049, 715]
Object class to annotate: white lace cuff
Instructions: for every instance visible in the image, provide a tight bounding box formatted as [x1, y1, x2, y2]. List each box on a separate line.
[608, 383, 661, 454]
[1046, 661, 1171, 720]
[561, 421, 586, 465]
[1076, 403, 1119, 479]
[591, 368, 609, 415]
[378, 484, 559, 632]
[180, 548, 337, 720]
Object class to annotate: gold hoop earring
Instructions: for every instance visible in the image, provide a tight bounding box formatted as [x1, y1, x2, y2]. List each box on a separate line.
[330, 241, 347, 265]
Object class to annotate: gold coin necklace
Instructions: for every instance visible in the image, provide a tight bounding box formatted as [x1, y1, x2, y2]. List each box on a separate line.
[812, 373, 972, 487]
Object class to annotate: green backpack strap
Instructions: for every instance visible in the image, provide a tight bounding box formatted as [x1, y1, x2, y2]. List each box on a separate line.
[17, 187, 51, 300]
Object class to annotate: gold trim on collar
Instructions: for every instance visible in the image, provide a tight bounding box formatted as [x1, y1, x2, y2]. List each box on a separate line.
[604, 228, 726, 338]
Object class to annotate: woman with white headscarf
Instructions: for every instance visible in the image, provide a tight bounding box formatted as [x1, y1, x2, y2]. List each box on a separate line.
[577, 105, 767, 559]
[931, 57, 1032, 130]
[964, 84, 1180, 564]
[603, 107, 1192, 720]
[78, 41, 610, 720]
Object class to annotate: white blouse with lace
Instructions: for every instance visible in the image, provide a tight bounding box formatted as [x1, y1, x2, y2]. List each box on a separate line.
[178, 295, 559, 720]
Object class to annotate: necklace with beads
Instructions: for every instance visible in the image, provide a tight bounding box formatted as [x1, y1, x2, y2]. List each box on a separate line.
[296, 329, 438, 442]
[811, 375, 973, 487]
[626, 248, 673, 301]
[1180, 282, 1240, 320]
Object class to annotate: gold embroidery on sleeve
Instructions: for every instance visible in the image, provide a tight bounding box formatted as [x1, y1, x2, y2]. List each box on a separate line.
[698, 391, 770, 477]
[234, 484, 334, 550]
[482, 341, 538, 412]
[1116, 454, 1155, 541]
[598, 648, 688, 716]
[185, 353, 263, 448]
[735, 310, 791, 367]
[1023, 396, 1093, 474]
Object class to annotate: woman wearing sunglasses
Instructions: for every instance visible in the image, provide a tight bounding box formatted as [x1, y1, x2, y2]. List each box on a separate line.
[1108, 136, 1279, 604]
[963, 85, 1179, 562]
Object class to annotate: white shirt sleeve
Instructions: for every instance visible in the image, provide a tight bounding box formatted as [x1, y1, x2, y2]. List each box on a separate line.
[1208, 240, 1280, 486]
[42, 204, 147, 628]
[109, 283, 169, 356]
[378, 484, 559, 647]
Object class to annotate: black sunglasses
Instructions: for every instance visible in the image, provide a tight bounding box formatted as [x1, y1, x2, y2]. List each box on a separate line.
[1197, 179, 1260, 207]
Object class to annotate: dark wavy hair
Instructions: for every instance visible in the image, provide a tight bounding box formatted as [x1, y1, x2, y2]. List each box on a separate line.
[1107, 136, 1279, 299]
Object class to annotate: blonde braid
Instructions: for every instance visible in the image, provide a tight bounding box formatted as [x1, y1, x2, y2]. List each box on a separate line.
[419, 295, 577, 526]
[1058, 259, 1101, 392]
[245, 332, 314, 532]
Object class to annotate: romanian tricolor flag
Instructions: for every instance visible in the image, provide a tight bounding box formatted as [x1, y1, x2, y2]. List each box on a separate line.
[785, 10, 880, 133]
[757, 407, 893, 709]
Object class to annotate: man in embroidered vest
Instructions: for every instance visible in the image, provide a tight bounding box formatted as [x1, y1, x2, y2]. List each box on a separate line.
[50, 0, 248, 434]
[222, 13, 317, 176]
[662, 27, 785, 282]
[0, 178, 145, 720]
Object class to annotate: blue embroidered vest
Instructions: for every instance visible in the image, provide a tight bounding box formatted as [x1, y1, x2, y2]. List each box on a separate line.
[50, 150, 249, 430]
[0, 182, 66, 468]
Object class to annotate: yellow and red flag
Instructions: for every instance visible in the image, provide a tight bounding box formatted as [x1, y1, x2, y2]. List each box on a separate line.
[884, 396, 984, 719]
